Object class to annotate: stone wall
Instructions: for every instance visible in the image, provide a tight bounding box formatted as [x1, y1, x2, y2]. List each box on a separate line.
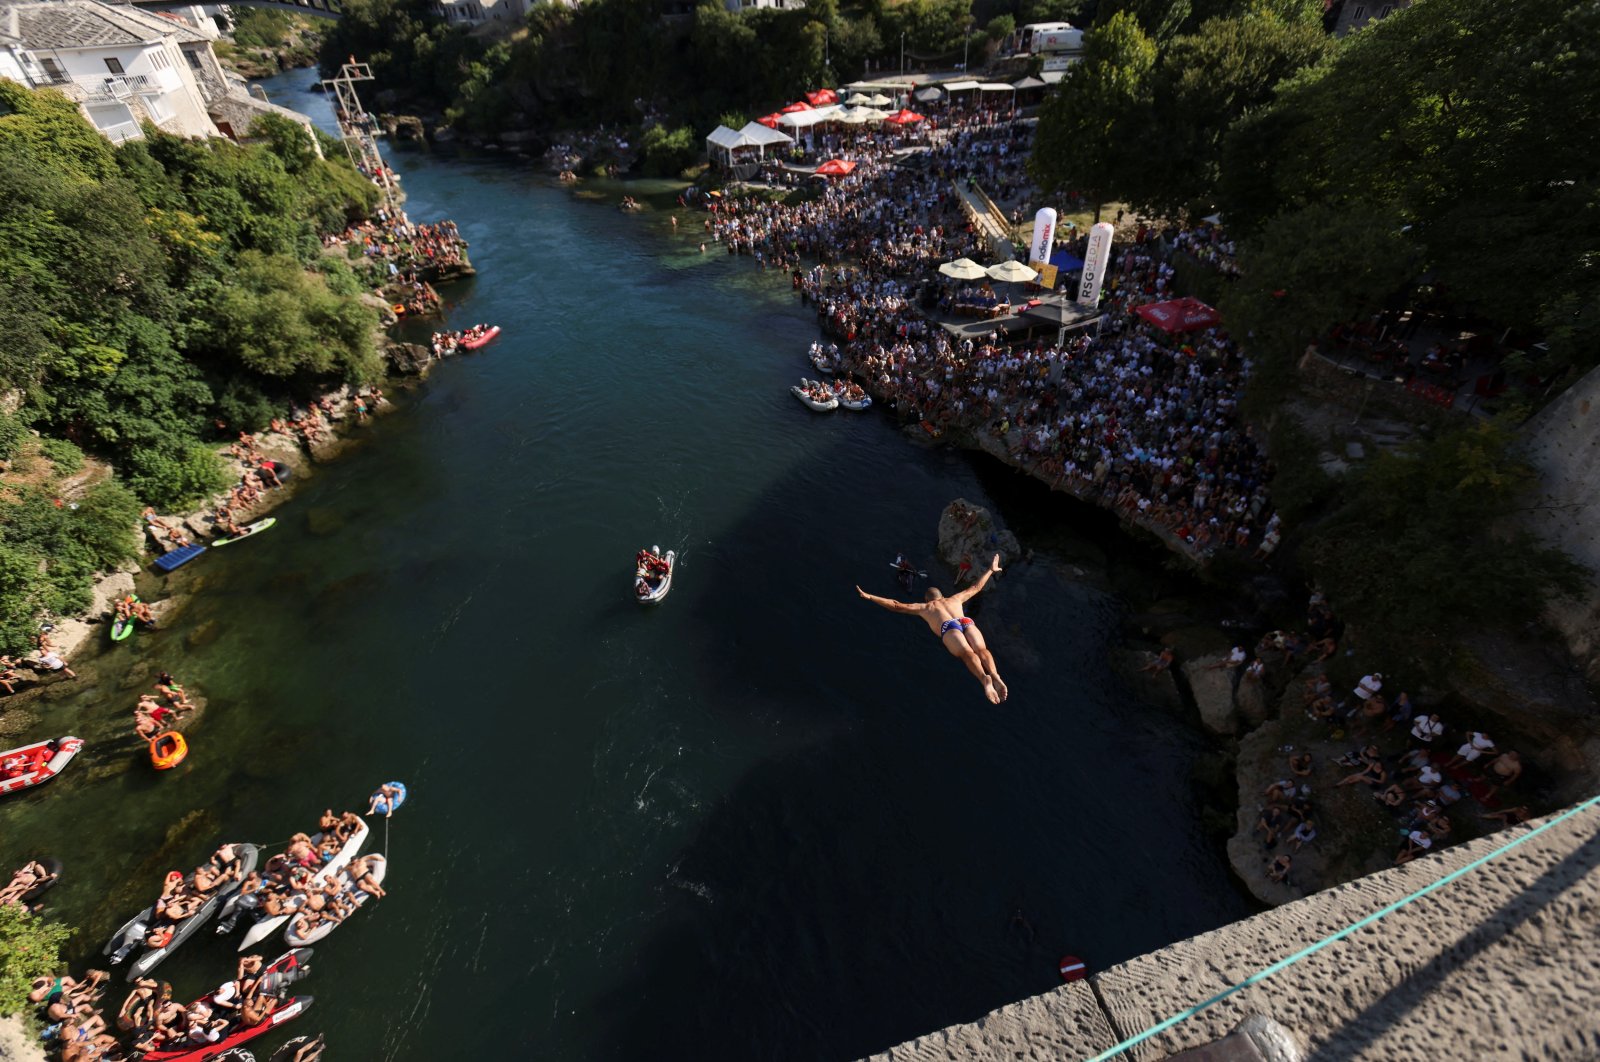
[1523, 364, 1600, 682]
[865, 801, 1600, 1061]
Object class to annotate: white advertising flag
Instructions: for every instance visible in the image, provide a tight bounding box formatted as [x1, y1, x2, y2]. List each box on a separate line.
[1028, 207, 1058, 271]
[1076, 221, 1114, 307]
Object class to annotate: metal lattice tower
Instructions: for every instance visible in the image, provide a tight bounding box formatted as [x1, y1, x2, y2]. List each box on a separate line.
[321, 58, 400, 216]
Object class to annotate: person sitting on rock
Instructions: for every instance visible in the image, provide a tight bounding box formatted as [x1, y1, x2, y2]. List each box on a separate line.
[1335, 751, 1387, 788]
[1266, 853, 1292, 884]
[1140, 647, 1176, 674]
[1254, 806, 1285, 847]
[1394, 829, 1433, 865]
[1482, 750, 1523, 796]
[132, 599, 156, 628]
[0, 655, 22, 695]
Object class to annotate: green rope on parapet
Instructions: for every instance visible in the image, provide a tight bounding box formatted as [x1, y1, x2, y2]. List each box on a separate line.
[1084, 793, 1600, 1062]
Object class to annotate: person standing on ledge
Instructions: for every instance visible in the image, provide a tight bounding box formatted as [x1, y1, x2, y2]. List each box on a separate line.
[857, 553, 1008, 704]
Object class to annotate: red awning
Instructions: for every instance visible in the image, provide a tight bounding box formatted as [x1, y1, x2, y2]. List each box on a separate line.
[1133, 296, 1222, 334]
[814, 159, 857, 177]
[883, 109, 925, 125]
[780, 101, 813, 113]
[756, 113, 782, 128]
[805, 89, 838, 106]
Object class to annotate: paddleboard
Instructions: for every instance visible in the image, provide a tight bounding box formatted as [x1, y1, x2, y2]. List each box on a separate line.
[214, 517, 276, 546]
[110, 617, 135, 642]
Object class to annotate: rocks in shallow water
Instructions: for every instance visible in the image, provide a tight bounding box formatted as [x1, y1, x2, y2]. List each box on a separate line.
[1184, 653, 1240, 735]
[935, 498, 1021, 573]
[305, 507, 345, 537]
[186, 620, 220, 649]
[385, 341, 432, 376]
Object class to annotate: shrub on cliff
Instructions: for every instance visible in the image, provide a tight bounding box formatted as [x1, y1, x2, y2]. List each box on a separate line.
[0, 906, 71, 1018]
[1305, 419, 1588, 666]
[640, 125, 698, 178]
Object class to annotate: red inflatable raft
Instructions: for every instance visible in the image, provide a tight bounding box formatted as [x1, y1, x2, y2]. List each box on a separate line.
[461, 325, 501, 351]
[0, 737, 84, 797]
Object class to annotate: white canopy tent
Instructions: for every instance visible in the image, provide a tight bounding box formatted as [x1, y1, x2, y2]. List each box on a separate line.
[977, 82, 1015, 92]
[943, 79, 981, 93]
[737, 121, 794, 156]
[777, 105, 843, 129]
[705, 125, 748, 168]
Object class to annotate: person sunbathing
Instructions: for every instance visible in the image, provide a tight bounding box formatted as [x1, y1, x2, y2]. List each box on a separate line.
[346, 856, 385, 899]
[367, 783, 404, 817]
[0, 860, 56, 905]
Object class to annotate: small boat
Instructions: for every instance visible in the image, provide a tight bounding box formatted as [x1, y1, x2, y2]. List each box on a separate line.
[141, 991, 313, 1062]
[808, 342, 840, 373]
[461, 325, 501, 351]
[0, 737, 84, 797]
[149, 731, 188, 770]
[283, 855, 386, 946]
[105, 843, 260, 980]
[834, 384, 872, 411]
[220, 819, 369, 950]
[213, 517, 276, 546]
[791, 383, 838, 412]
[635, 546, 675, 605]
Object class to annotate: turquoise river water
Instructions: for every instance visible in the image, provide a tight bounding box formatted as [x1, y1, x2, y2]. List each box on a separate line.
[0, 68, 1248, 1061]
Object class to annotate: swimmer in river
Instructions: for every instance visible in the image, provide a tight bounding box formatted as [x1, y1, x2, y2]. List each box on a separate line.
[857, 553, 1008, 704]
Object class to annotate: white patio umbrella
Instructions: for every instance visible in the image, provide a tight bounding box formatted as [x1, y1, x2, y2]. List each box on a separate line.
[868, 93, 893, 106]
[986, 260, 1039, 283]
[938, 258, 989, 280]
[844, 92, 871, 105]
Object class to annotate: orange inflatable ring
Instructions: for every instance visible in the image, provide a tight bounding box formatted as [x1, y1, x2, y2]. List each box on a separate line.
[149, 731, 188, 771]
[391, 303, 406, 315]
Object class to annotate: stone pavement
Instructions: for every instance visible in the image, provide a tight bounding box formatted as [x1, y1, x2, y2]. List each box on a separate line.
[865, 801, 1600, 1061]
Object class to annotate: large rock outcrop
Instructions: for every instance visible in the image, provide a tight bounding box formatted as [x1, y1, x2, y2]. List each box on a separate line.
[935, 498, 1021, 573]
[1182, 653, 1239, 735]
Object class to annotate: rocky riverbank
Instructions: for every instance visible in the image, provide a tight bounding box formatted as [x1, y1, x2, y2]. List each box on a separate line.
[0, 1014, 45, 1062]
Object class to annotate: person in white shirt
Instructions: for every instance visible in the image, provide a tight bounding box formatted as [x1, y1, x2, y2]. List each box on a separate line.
[1411, 713, 1444, 745]
[1354, 673, 1383, 700]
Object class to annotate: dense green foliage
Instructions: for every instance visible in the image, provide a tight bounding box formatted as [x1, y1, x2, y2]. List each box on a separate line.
[0, 905, 72, 1018]
[0, 480, 143, 647]
[1301, 420, 1587, 665]
[0, 83, 383, 647]
[0, 83, 379, 514]
[323, 0, 1096, 134]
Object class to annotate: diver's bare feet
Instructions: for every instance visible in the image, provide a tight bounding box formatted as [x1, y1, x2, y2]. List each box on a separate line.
[983, 679, 1001, 705]
[992, 675, 1009, 702]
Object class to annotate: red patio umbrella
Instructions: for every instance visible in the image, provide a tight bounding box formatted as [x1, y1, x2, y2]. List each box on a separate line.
[883, 109, 925, 125]
[756, 113, 782, 128]
[814, 158, 857, 177]
[1133, 296, 1222, 333]
[780, 101, 813, 113]
[805, 89, 839, 106]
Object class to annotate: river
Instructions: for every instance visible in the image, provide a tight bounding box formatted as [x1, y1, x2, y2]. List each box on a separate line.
[0, 67, 1249, 1061]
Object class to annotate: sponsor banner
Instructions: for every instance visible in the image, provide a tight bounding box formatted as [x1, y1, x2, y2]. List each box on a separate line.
[1029, 207, 1057, 269]
[1029, 262, 1059, 289]
[1076, 221, 1114, 307]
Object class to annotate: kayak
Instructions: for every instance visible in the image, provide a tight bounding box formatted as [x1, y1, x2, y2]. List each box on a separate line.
[791, 384, 838, 412]
[634, 546, 675, 605]
[0, 737, 84, 797]
[140, 994, 313, 1062]
[105, 843, 260, 980]
[150, 731, 188, 770]
[461, 325, 501, 351]
[213, 517, 275, 546]
[283, 854, 387, 946]
[222, 818, 369, 950]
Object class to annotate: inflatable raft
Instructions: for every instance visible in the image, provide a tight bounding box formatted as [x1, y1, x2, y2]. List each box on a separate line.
[221, 818, 369, 950]
[149, 731, 188, 770]
[635, 547, 675, 605]
[283, 854, 386, 946]
[791, 384, 838, 412]
[0, 737, 84, 797]
[213, 517, 276, 546]
[106, 843, 260, 980]
[461, 325, 501, 351]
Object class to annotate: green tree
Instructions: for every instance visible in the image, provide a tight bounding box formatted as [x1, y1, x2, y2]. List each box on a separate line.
[0, 906, 71, 1016]
[1124, 11, 1332, 215]
[205, 251, 379, 381]
[1217, 0, 1600, 369]
[1098, 0, 1190, 41]
[1029, 11, 1156, 219]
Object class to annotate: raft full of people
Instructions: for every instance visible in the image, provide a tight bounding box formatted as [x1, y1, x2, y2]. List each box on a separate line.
[635, 547, 675, 604]
[430, 323, 502, 359]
